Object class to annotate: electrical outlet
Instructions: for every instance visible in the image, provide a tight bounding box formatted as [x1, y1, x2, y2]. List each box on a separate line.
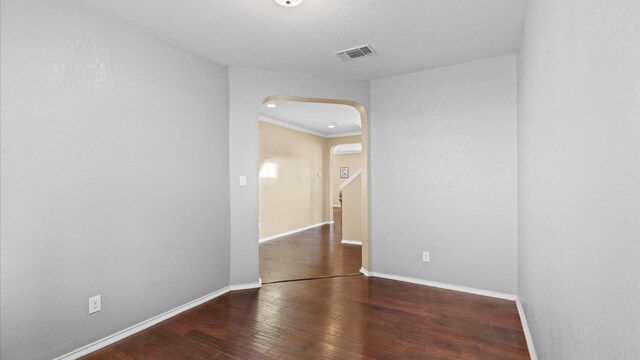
[239, 175, 247, 186]
[89, 295, 101, 314]
[422, 251, 430, 262]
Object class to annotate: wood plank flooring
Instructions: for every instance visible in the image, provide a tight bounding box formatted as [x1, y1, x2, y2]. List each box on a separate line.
[260, 207, 361, 283]
[82, 207, 530, 359]
[83, 276, 529, 359]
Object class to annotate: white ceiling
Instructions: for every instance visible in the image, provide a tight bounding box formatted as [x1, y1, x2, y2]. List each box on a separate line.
[79, 0, 529, 80]
[260, 101, 361, 138]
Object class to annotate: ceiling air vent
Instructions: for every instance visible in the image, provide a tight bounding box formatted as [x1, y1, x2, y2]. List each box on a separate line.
[334, 44, 376, 61]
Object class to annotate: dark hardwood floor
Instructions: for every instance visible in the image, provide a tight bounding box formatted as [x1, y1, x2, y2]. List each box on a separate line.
[260, 207, 361, 283]
[82, 207, 530, 359]
[83, 276, 529, 360]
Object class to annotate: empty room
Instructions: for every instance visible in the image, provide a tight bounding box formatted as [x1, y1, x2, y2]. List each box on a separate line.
[1, 1, 638, 359]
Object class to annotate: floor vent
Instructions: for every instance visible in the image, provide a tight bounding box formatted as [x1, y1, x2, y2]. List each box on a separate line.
[334, 44, 376, 61]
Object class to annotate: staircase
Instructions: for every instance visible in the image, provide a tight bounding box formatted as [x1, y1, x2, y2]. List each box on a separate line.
[339, 169, 363, 245]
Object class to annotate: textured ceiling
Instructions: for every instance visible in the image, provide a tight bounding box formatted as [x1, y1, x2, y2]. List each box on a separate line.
[260, 101, 361, 138]
[79, 0, 529, 80]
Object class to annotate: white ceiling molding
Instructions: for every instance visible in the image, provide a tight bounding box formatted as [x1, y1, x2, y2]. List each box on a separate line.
[325, 132, 362, 139]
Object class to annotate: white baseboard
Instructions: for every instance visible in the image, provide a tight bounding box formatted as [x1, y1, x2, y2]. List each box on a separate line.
[359, 267, 372, 277]
[364, 270, 517, 301]
[54, 279, 263, 360]
[332, 204, 342, 208]
[259, 222, 330, 242]
[55, 272, 529, 360]
[363, 270, 530, 355]
[54, 287, 229, 360]
[229, 277, 262, 291]
[516, 298, 538, 360]
[340, 239, 362, 246]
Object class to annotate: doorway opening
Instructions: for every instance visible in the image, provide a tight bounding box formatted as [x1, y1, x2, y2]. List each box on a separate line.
[257, 96, 369, 283]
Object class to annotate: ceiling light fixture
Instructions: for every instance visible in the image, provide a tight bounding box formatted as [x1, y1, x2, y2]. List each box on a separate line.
[328, 123, 337, 129]
[274, 0, 303, 7]
[266, 103, 277, 108]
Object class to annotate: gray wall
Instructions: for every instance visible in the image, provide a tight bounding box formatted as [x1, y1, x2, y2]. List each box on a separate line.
[518, 0, 640, 358]
[370, 55, 518, 295]
[228, 69, 370, 285]
[0, 1, 230, 359]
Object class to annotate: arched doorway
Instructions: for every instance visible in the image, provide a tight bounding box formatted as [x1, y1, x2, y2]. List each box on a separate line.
[258, 95, 370, 277]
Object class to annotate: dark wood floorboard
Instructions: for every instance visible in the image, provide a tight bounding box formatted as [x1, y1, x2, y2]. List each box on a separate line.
[82, 276, 529, 360]
[82, 207, 530, 359]
[259, 207, 362, 283]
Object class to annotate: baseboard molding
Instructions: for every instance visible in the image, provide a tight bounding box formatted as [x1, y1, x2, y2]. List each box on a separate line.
[259, 222, 330, 242]
[229, 277, 262, 291]
[359, 267, 372, 277]
[367, 271, 530, 354]
[55, 272, 526, 360]
[54, 286, 230, 360]
[365, 271, 517, 301]
[332, 204, 342, 208]
[516, 298, 538, 360]
[54, 279, 263, 360]
[340, 239, 362, 246]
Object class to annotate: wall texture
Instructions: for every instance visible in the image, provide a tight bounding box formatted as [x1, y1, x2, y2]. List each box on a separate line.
[518, 0, 640, 358]
[370, 55, 518, 294]
[259, 121, 325, 239]
[229, 69, 370, 285]
[0, 1, 230, 359]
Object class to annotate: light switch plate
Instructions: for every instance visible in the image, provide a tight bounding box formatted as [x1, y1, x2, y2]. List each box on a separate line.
[89, 295, 101, 314]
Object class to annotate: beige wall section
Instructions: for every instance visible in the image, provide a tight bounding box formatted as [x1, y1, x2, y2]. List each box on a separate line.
[331, 153, 363, 206]
[341, 174, 363, 243]
[259, 121, 325, 239]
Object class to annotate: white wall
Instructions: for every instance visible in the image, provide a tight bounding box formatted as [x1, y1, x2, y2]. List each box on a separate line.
[518, 0, 640, 358]
[229, 69, 370, 285]
[370, 55, 518, 294]
[0, 1, 230, 359]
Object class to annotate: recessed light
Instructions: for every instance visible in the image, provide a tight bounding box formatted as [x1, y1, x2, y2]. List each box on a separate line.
[266, 103, 277, 108]
[275, 0, 303, 7]
[328, 124, 336, 129]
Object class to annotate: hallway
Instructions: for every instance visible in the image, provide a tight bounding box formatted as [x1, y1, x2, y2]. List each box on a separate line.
[259, 207, 362, 283]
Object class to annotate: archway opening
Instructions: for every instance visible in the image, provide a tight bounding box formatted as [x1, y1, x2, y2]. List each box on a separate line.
[257, 95, 369, 283]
